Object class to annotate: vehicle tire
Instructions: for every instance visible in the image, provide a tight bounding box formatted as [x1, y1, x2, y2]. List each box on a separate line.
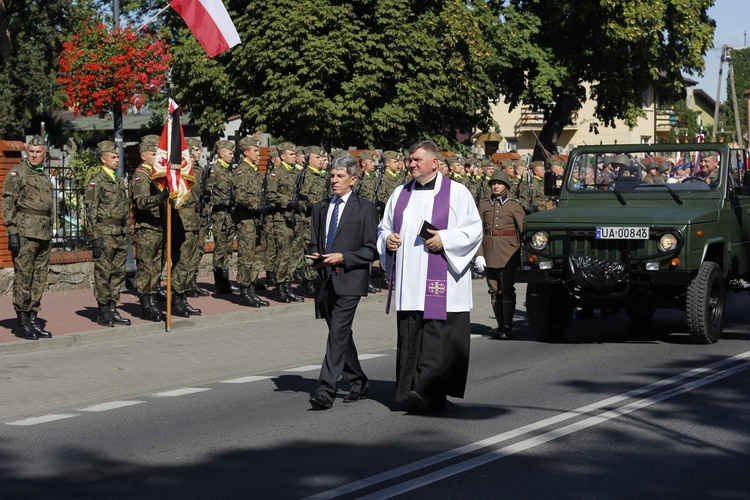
[686, 261, 725, 344]
[625, 301, 655, 321]
[527, 283, 573, 342]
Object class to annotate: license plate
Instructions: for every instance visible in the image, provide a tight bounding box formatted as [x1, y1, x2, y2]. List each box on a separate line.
[596, 227, 649, 239]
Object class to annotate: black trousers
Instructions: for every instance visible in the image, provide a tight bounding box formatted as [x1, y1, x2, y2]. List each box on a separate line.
[314, 280, 368, 400]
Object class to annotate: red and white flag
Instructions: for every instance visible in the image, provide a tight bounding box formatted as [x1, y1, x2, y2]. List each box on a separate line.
[153, 98, 194, 209]
[170, 0, 241, 58]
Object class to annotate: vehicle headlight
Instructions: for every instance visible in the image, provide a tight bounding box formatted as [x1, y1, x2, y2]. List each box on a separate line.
[530, 231, 549, 251]
[658, 233, 678, 252]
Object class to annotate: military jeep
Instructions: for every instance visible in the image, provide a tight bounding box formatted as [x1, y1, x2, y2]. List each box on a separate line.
[515, 143, 750, 344]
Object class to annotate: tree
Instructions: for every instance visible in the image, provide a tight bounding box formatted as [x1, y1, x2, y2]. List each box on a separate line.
[725, 47, 749, 144]
[498, 0, 716, 159]
[168, 0, 510, 149]
[0, 0, 101, 139]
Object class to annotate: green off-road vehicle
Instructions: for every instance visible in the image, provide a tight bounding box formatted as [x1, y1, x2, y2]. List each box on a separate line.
[516, 143, 750, 344]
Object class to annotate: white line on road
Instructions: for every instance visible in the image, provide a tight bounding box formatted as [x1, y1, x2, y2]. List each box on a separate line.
[221, 376, 273, 384]
[6, 414, 78, 426]
[78, 401, 145, 412]
[358, 354, 388, 360]
[284, 365, 322, 372]
[151, 388, 211, 397]
[307, 349, 750, 499]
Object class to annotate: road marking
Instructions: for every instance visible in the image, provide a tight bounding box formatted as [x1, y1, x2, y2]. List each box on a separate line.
[151, 388, 211, 397]
[307, 349, 750, 499]
[221, 376, 272, 384]
[470, 334, 482, 339]
[78, 401, 145, 412]
[6, 414, 78, 426]
[358, 354, 388, 360]
[284, 365, 321, 372]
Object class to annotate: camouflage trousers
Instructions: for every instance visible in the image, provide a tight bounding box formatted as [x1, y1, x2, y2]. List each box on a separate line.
[261, 218, 276, 273]
[186, 218, 208, 280]
[211, 210, 235, 271]
[171, 226, 197, 294]
[93, 233, 127, 304]
[12, 236, 50, 312]
[294, 216, 317, 281]
[236, 218, 264, 287]
[134, 227, 164, 295]
[269, 214, 296, 282]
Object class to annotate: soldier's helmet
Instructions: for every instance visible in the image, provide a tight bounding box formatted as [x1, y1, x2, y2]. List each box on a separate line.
[612, 153, 630, 167]
[488, 170, 511, 188]
[658, 161, 671, 174]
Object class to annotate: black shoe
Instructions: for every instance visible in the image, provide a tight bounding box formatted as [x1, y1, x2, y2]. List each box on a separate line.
[265, 271, 277, 288]
[250, 284, 270, 306]
[275, 281, 292, 303]
[97, 302, 115, 327]
[140, 295, 163, 322]
[109, 301, 131, 326]
[239, 286, 262, 308]
[29, 312, 52, 338]
[492, 326, 513, 340]
[284, 282, 305, 302]
[15, 311, 38, 340]
[171, 294, 190, 318]
[304, 280, 318, 298]
[187, 278, 210, 298]
[180, 294, 202, 316]
[294, 267, 305, 285]
[155, 285, 168, 302]
[343, 391, 368, 403]
[368, 283, 381, 293]
[309, 394, 333, 410]
[407, 390, 431, 412]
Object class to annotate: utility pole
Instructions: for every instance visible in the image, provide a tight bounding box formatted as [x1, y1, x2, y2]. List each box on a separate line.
[713, 45, 744, 148]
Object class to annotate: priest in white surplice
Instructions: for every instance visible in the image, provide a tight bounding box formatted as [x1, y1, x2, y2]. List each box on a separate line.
[378, 140, 482, 412]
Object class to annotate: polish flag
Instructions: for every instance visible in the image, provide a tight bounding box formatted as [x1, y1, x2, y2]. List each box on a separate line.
[153, 98, 195, 209]
[170, 0, 241, 58]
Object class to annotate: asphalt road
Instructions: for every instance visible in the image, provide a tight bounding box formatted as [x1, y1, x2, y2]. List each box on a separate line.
[1, 283, 749, 499]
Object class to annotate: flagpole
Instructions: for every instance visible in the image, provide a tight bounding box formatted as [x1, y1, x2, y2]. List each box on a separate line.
[139, 4, 172, 31]
[166, 198, 172, 332]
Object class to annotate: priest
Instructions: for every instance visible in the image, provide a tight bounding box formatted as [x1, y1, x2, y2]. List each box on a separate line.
[377, 140, 482, 412]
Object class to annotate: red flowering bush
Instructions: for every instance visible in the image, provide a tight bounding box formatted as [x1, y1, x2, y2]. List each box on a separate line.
[58, 21, 172, 115]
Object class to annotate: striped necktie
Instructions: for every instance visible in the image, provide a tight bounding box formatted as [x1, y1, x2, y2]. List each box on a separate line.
[325, 198, 342, 253]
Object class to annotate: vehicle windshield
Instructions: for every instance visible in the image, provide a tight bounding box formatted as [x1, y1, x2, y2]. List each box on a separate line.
[565, 148, 743, 193]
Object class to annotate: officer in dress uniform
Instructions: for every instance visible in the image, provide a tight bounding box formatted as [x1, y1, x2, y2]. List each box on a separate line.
[2, 135, 54, 340]
[85, 140, 132, 327]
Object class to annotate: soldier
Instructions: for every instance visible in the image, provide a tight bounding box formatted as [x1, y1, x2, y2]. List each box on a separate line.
[291, 146, 309, 286]
[474, 170, 525, 340]
[168, 144, 202, 318]
[377, 150, 403, 209]
[131, 135, 168, 322]
[84, 140, 132, 327]
[356, 151, 377, 201]
[501, 160, 520, 201]
[645, 163, 665, 184]
[2, 135, 54, 340]
[298, 145, 328, 297]
[260, 146, 280, 289]
[185, 137, 210, 298]
[232, 136, 270, 307]
[266, 142, 305, 302]
[206, 140, 236, 294]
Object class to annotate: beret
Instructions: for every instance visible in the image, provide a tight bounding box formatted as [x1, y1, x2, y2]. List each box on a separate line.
[98, 140, 117, 154]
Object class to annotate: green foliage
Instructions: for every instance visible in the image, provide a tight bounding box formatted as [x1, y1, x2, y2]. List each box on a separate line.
[725, 47, 749, 142]
[168, 0, 509, 149]
[499, 0, 715, 157]
[67, 148, 101, 191]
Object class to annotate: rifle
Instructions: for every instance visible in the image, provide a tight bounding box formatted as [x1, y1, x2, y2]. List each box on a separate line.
[259, 164, 270, 228]
[323, 151, 332, 200]
[475, 174, 485, 205]
[531, 130, 553, 159]
[289, 157, 308, 224]
[372, 157, 386, 204]
[198, 161, 213, 233]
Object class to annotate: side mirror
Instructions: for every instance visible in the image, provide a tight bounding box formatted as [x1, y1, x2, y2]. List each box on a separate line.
[544, 170, 559, 196]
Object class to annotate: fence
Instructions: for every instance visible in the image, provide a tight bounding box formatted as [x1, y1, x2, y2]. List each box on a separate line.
[46, 150, 89, 251]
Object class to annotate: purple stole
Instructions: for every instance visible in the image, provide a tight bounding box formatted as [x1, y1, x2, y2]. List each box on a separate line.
[387, 175, 452, 320]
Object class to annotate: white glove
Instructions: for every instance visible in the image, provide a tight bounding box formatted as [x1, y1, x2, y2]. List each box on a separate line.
[475, 256, 486, 273]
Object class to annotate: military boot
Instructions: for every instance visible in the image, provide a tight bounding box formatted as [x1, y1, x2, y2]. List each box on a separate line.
[214, 269, 233, 294]
[187, 276, 209, 298]
[224, 270, 239, 291]
[15, 311, 38, 340]
[155, 283, 168, 302]
[250, 285, 270, 307]
[275, 281, 291, 303]
[304, 279, 318, 298]
[239, 286, 262, 308]
[265, 271, 277, 288]
[284, 282, 305, 302]
[109, 301, 131, 326]
[180, 293, 202, 316]
[293, 267, 304, 284]
[29, 312, 52, 338]
[140, 295, 162, 322]
[171, 293, 190, 318]
[97, 302, 115, 327]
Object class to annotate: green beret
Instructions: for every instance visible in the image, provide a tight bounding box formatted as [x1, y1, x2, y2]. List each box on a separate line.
[545, 157, 564, 168]
[27, 135, 45, 147]
[276, 142, 296, 154]
[358, 151, 375, 161]
[215, 140, 234, 151]
[530, 160, 544, 168]
[489, 170, 511, 188]
[382, 150, 400, 161]
[186, 137, 201, 150]
[308, 146, 326, 156]
[238, 136, 260, 150]
[98, 140, 117, 154]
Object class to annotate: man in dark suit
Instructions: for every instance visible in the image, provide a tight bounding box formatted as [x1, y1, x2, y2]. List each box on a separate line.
[307, 155, 379, 410]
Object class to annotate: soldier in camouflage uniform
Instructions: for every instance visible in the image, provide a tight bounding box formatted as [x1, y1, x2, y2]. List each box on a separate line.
[132, 135, 168, 322]
[168, 143, 202, 318]
[356, 151, 377, 201]
[2, 135, 53, 340]
[185, 138, 210, 298]
[260, 147, 280, 289]
[85, 141, 132, 327]
[266, 142, 304, 302]
[232, 136, 270, 307]
[291, 146, 309, 286]
[298, 145, 328, 297]
[377, 150, 403, 210]
[500, 160, 519, 201]
[206, 140, 236, 294]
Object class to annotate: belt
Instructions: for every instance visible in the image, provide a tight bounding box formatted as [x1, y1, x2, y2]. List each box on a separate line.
[484, 229, 517, 236]
[212, 205, 231, 213]
[17, 207, 50, 217]
[98, 217, 127, 225]
[177, 208, 199, 214]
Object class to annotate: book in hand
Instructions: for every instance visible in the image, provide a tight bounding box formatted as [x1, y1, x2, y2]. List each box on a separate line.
[305, 254, 325, 266]
[419, 220, 438, 240]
